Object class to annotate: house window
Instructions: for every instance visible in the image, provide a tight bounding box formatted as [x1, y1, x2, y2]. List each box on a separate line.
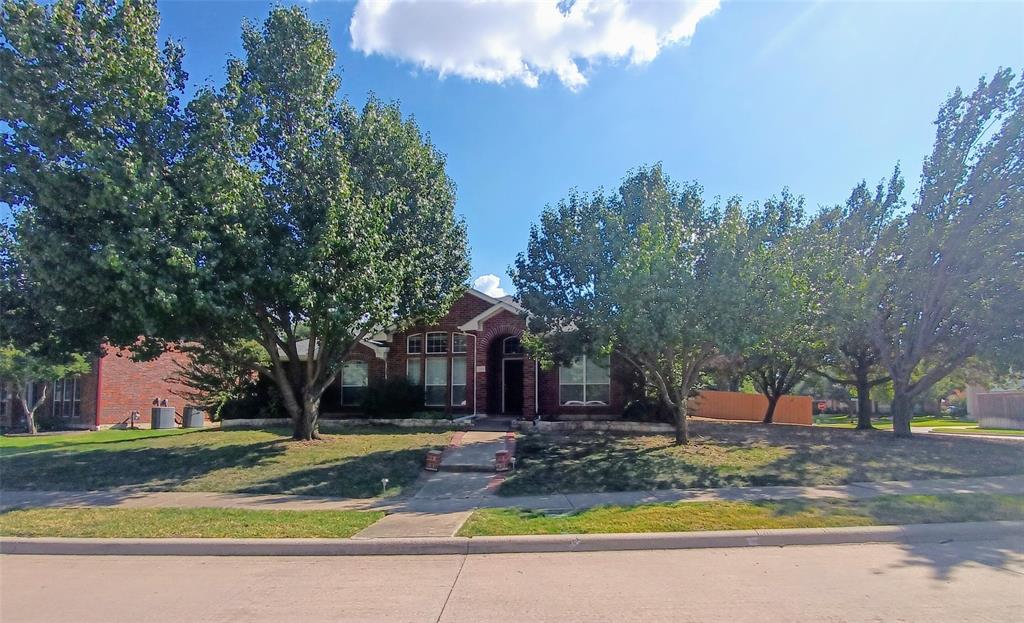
[452, 333, 468, 354]
[406, 358, 422, 385]
[503, 336, 523, 356]
[451, 357, 467, 406]
[407, 334, 423, 354]
[559, 356, 611, 406]
[426, 332, 447, 354]
[424, 358, 447, 406]
[52, 378, 81, 418]
[341, 361, 369, 406]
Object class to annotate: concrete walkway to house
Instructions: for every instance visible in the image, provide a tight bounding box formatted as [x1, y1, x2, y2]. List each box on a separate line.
[433, 430, 514, 472]
[348, 429, 515, 537]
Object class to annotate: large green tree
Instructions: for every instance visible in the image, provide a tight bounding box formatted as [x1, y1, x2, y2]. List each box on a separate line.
[1, 0, 188, 354]
[1, 227, 90, 434]
[2, 2, 469, 439]
[739, 190, 822, 424]
[513, 166, 763, 443]
[869, 69, 1024, 437]
[173, 9, 468, 438]
[808, 168, 904, 429]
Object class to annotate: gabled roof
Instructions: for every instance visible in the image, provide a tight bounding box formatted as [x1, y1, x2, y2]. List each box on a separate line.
[284, 288, 525, 357]
[465, 287, 523, 311]
[458, 299, 524, 332]
[284, 337, 389, 362]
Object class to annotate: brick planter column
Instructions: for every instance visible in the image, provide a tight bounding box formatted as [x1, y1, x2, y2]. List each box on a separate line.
[522, 356, 537, 420]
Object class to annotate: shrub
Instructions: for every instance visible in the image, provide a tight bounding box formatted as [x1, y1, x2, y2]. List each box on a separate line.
[218, 381, 283, 420]
[622, 398, 674, 423]
[361, 378, 425, 417]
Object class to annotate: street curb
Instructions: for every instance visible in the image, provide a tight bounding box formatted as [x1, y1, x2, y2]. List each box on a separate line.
[2, 521, 1020, 556]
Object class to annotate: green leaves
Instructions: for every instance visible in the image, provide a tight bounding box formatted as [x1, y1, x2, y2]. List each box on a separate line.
[3, 3, 469, 438]
[868, 69, 1023, 434]
[1, 0, 188, 350]
[513, 164, 770, 442]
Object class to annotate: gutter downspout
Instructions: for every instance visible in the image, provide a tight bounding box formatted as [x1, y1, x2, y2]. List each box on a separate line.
[94, 351, 103, 430]
[535, 359, 540, 419]
[470, 333, 478, 416]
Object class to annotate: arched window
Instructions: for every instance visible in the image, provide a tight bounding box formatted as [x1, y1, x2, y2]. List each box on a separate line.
[503, 336, 523, 356]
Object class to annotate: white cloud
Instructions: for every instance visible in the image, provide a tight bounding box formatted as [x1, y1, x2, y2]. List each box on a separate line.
[473, 274, 508, 298]
[349, 0, 719, 90]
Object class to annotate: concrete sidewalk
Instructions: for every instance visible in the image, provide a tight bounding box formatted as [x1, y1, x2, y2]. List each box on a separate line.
[3, 520, 1022, 557]
[3, 474, 1023, 514]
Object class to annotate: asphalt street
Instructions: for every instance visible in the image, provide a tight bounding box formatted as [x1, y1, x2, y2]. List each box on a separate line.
[2, 538, 1022, 622]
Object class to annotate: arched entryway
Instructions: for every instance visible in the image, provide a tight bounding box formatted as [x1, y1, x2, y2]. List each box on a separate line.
[485, 334, 525, 415]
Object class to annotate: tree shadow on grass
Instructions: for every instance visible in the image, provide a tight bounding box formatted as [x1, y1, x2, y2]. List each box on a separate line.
[499, 433, 739, 496]
[0, 429, 214, 456]
[0, 437, 287, 492]
[500, 421, 1024, 496]
[740, 424, 1024, 487]
[237, 448, 432, 499]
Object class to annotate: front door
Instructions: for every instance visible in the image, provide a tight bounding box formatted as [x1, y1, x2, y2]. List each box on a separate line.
[502, 360, 524, 415]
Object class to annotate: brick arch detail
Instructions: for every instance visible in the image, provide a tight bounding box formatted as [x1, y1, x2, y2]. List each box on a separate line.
[475, 314, 536, 418]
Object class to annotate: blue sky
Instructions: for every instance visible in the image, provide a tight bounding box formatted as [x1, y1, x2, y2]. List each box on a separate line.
[9, 1, 1024, 295]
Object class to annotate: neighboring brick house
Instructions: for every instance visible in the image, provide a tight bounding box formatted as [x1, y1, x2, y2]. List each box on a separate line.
[0, 347, 191, 431]
[316, 288, 638, 419]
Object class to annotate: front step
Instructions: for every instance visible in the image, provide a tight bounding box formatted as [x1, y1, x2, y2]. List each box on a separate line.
[438, 462, 499, 473]
[432, 430, 515, 473]
[471, 416, 517, 431]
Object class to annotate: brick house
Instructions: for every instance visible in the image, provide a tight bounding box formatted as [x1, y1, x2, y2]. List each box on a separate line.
[0, 288, 638, 430]
[0, 347, 191, 431]
[319, 288, 638, 419]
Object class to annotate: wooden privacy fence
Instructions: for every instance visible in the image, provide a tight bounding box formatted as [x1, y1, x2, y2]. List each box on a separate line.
[690, 390, 813, 425]
[976, 392, 1024, 430]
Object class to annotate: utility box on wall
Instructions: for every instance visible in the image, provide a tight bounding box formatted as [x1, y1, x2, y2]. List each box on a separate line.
[151, 406, 176, 429]
[182, 407, 205, 428]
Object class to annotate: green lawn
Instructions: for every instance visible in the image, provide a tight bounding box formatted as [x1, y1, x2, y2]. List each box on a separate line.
[0, 507, 383, 538]
[0, 428, 201, 455]
[0, 427, 452, 498]
[813, 414, 977, 429]
[498, 420, 1024, 496]
[458, 493, 1024, 536]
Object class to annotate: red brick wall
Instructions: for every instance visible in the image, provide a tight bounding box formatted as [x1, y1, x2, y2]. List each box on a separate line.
[96, 347, 192, 426]
[383, 291, 496, 415]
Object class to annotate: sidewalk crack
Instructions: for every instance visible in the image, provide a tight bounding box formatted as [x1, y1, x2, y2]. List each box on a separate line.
[435, 553, 468, 623]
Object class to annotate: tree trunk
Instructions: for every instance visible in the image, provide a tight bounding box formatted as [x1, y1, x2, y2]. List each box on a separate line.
[763, 394, 779, 424]
[294, 395, 321, 441]
[891, 386, 913, 438]
[24, 404, 37, 435]
[855, 368, 873, 430]
[673, 399, 689, 445]
[15, 392, 38, 435]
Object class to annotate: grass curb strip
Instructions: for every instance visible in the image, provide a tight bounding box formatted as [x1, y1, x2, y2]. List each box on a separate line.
[2, 520, 1020, 556]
